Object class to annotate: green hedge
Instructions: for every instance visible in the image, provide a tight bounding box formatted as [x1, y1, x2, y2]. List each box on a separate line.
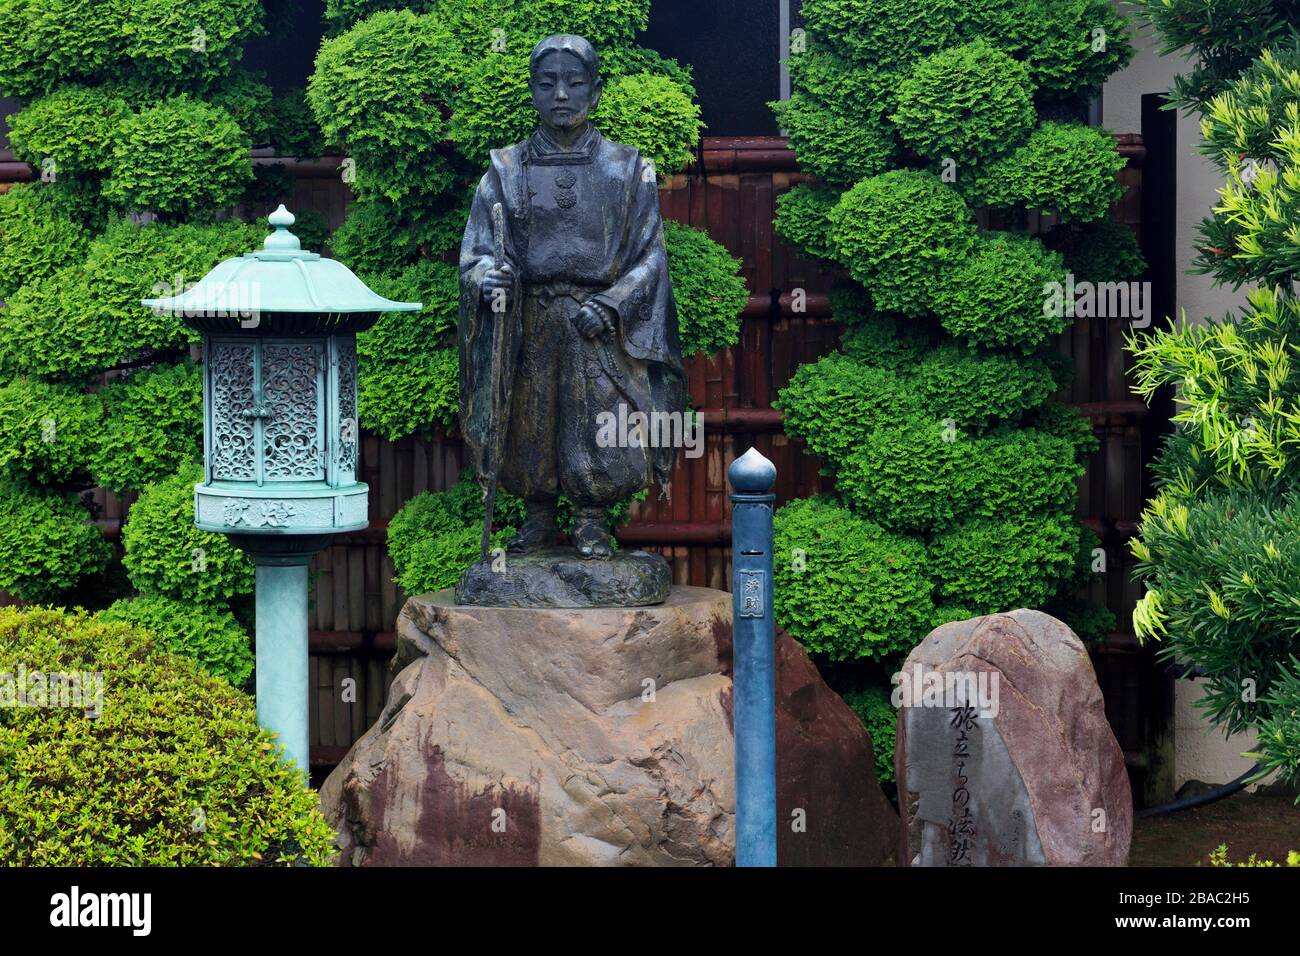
[0, 482, 109, 604]
[892, 39, 1035, 166]
[829, 170, 976, 316]
[98, 595, 253, 690]
[121, 465, 255, 609]
[772, 496, 934, 661]
[0, 606, 332, 865]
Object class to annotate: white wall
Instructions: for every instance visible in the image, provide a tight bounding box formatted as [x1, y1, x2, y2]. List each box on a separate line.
[1103, 13, 1260, 789]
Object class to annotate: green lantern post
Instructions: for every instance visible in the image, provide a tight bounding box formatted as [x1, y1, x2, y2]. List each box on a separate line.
[143, 205, 420, 778]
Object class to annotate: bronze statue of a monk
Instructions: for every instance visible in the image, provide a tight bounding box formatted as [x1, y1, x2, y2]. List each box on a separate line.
[458, 34, 686, 564]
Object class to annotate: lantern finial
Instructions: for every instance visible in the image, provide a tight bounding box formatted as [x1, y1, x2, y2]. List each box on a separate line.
[263, 204, 302, 252]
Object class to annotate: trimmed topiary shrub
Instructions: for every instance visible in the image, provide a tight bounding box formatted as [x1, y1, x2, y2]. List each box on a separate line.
[358, 261, 461, 439]
[772, 496, 934, 662]
[594, 72, 702, 179]
[0, 378, 99, 487]
[828, 170, 976, 316]
[98, 595, 253, 689]
[930, 512, 1079, 614]
[892, 39, 1035, 166]
[775, 354, 922, 465]
[0, 217, 263, 383]
[663, 221, 748, 358]
[5, 83, 130, 175]
[121, 465, 255, 609]
[387, 484, 517, 596]
[772, 0, 1133, 705]
[911, 344, 1057, 430]
[0, 482, 110, 604]
[103, 96, 252, 218]
[90, 361, 204, 493]
[965, 122, 1128, 223]
[0, 184, 89, 301]
[0, 606, 333, 865]
[932, 231, 1069, 352]
[773, 182, 841, 261]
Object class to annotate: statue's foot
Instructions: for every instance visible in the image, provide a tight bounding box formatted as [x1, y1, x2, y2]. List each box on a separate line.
[507, 501, 558, 554]
[572, 507, 614, 560]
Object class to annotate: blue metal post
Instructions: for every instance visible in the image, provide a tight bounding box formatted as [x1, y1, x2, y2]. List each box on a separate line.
[728, 446, 778, 867]
[254, 559, 310, 779]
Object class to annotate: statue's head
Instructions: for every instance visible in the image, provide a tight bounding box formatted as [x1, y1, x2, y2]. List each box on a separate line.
[529, 34, 602, 135]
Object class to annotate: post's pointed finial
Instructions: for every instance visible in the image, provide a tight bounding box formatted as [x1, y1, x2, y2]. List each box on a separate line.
[728, 446, 777, 494]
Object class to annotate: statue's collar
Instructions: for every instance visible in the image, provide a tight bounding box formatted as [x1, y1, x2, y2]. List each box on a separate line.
[529, 125, 601, 165]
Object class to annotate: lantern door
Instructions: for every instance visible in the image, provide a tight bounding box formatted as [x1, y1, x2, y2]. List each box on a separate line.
[206, 338, 326, 485]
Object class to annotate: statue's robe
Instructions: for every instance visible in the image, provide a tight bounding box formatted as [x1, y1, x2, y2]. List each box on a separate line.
[458, 125, 686, 505]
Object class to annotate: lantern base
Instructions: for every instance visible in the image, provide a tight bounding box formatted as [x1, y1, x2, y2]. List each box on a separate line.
[194, 481, 369, 536]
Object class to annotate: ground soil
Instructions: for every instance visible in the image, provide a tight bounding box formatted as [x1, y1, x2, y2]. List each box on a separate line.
[1130, 789, 1300, 866]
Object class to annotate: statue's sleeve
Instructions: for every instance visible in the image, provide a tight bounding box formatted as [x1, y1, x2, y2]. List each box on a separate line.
[591, 153, 682, 369]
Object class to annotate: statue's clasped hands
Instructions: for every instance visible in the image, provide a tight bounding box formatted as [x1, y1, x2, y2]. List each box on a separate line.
[574, 301, 615, 341]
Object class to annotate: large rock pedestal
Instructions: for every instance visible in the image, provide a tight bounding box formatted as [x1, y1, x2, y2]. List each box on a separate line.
[896, 610, 1132, 867]
[320, 587, 896, 866]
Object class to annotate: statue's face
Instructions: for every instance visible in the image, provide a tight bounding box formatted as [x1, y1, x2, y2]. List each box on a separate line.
[530, 50, 600, 133]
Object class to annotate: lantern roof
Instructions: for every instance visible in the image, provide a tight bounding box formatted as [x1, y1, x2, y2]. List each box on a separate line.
[141, 205, 422, 318]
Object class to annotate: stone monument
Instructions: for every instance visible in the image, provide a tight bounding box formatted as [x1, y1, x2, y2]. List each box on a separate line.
[895, 610, 1132, 866]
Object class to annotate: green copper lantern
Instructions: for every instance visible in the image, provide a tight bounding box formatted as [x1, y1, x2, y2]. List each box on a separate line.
[142, 205, 420, 777]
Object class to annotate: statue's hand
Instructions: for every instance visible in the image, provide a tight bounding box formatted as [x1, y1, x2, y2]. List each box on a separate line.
[575, 302, 614, 341]
[481, 264, 514, 307]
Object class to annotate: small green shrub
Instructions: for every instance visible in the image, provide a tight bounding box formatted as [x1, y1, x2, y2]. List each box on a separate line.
[121, 464, 254, 608]
[933, 231, 1068, 352]
[843, 686, 897, 783]
[99, 595, 253, 689]
[800, 0, 954, 71]
[358, 261, 460, 440]
[594, 72, 702, 177]
[330, 197, 423, 278]
[773, 182, 841, 262]
[929, 511, 1078, 614]
[103, 97, 252, 218]
[776, 354, 922, 466]
[0, 483, 109, 604]
[6, 84, 130, 174]
[90, 361, 203, 493]
[911, 344, 1056, 430]
[829, 170, 976, 316]
[892, 40, 1035, 166]
[0, 378, 98, 486]
[0, 183, 90, 301]
[966, 122, 1126, 223]
[772, 91, 895, 187]
[0, 606, 333, 865]
[662, 221, 747, 358]
[773, 496, 934, 662]
[309, 10, 462, 205]
[0, 218, 263, 382]
[387, 490, 514, 596]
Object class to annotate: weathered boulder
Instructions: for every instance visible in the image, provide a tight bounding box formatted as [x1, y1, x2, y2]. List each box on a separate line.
[321, 586, 896, 866]
[895, 609, 1131, 866]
